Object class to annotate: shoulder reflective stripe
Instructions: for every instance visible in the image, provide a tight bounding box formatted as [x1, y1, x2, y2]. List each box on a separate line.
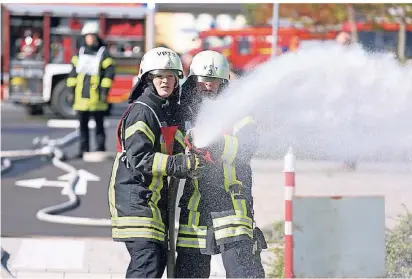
[111, 216, 165, 233]
[232, 116, 255, 135]
[102, 57, 114, 69]
[112, 227, 165, 242]
[174, 129, 185, 149]
[134, 101, 162, 128]
[100, 77, 113, 88]
[221, 135, 238, 164]
[125, 121, 155, 145]
[223, 163, 241, 192]
[66, 77, 77, 87]
[152, 153, 169, 176]
[212, 215, 252, 229]
[79, 47, 85, 55]
[71, 56, 78, 66]
[214, 226, 253, 241]
[108, 152, 122, 218]
[176, 237, 206, 249]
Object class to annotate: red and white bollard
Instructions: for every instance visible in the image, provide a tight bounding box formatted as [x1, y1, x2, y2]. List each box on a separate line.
[284, 147, 295, 279]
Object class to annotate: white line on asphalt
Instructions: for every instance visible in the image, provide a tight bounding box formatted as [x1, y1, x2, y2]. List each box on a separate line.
[46, 119, 111, 129]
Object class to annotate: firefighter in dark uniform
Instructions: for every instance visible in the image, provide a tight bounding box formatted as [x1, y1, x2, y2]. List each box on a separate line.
[66, 21, 115, 158]
[175, 50, 267, 278]
[107, 47, 206, 278]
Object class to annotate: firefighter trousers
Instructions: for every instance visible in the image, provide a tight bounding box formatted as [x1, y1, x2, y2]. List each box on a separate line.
[77, 110, 106, 154]
[175, 240, 265, 278]
[124, 240, 167, 278]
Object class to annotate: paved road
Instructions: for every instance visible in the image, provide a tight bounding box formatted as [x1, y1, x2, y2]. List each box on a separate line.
[1, 158, 112, 238]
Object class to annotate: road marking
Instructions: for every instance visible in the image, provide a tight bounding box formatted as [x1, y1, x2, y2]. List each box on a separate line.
[46, 119, 111, 129]
[59, 169, 100, 195]
[12, 239, 85, 270]
[15, 178, 67, 189]
[15, 169, 101, 195]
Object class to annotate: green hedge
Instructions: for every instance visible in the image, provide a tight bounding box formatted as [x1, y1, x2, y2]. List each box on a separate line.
[265, 207, 412, 278]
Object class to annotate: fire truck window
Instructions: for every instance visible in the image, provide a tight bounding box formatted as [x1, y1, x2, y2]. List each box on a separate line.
[358, 31, 376, 51]
[358, 30, 397, 54]
[237, 36, 251, 55]
[201, 36, 231, 50]
[10, 16, 44, 61]
[406, 31, 412, 58]
[50, 17, 95, 63]
[105, 18, 145, 58]
[382, 31, 397, 53]
[50, 35, 64, 63]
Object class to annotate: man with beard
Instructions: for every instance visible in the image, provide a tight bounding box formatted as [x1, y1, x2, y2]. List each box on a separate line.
[175, 50, 267, 278]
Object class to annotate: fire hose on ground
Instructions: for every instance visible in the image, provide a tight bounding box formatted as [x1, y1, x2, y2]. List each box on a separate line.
[1, 129, 111, 226]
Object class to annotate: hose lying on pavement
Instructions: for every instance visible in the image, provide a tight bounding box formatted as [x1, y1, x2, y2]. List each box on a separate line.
[1, 158, 12, 174]
[35, 148, 111, 226]
[1, 130, 111, 226]
[0, 146, 55, 175]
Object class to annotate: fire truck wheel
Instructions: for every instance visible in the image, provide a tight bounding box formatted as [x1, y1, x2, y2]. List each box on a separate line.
[51, 80, 76, 119]
[25, 105, 44, 116]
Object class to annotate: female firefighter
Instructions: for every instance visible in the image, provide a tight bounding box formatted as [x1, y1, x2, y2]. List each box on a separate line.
[175, 50, 267, 278]
[108, 47, 205, 278]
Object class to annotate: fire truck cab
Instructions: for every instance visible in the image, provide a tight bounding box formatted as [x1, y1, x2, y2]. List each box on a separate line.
[1, 3, 154, 118]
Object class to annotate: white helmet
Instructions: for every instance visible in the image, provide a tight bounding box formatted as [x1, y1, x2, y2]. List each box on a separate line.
[188, 50, 230, 82]
[138, 47, 184, 79]
[81, 21, 100, 35]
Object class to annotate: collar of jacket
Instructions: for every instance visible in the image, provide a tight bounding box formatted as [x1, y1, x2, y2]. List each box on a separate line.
[142, 86, 169, 108]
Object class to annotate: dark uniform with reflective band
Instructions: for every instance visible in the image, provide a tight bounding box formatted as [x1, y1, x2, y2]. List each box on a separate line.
[108, 86, 186, 278]
[66, 41, 114, 155]
[175, 91, 266, 278]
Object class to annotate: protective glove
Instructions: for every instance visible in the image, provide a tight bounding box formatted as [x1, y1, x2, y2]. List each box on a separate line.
[166, 152, 206, 179]
[99, 87, 109, 103]
[184, 129, 215, 164]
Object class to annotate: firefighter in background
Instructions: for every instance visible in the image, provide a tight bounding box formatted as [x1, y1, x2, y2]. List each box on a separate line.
[66, 21, 115, 158]
[175, 50, 266, 278]
[108, 47, 206, 278]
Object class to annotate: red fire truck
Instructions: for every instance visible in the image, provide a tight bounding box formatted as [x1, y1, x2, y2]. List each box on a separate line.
[186, 22, 412, 73]
[185, 27, 338, 74]
[1, 3, 154, 118]
[341, 22, 412, 56]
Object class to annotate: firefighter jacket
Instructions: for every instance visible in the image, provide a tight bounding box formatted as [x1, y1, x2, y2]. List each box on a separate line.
[177, 91, 260, 254]
[66, 39, 115, 111]
[108, 86, 186, 244]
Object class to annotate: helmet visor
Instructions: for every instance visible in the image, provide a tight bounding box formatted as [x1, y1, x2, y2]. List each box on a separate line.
[149, 69, 180, 77]
[196, 76, 224, 85]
